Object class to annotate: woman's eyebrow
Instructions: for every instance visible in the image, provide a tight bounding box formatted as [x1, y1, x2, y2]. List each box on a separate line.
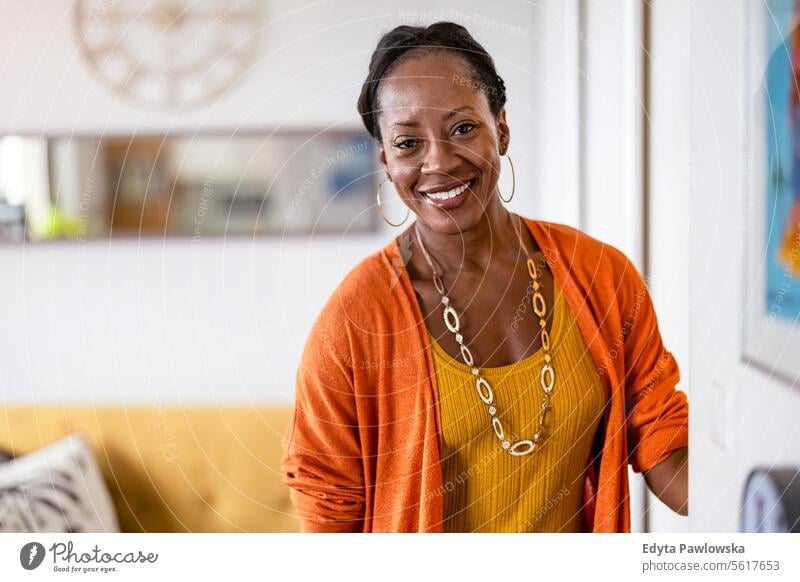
[391, 106, 478, 130]
[391, 120, 420, 129]
[443, 106, 477, 120]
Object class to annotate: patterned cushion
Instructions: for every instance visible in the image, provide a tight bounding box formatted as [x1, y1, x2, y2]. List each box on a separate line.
[0, 434, 118, 532]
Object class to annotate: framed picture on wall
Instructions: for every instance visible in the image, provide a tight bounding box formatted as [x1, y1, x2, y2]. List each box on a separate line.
[743, 0, 800, 386]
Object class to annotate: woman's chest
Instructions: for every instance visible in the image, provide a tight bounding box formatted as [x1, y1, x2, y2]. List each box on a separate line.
[411, 261, 557, 369]
[432, 301, 608, 454]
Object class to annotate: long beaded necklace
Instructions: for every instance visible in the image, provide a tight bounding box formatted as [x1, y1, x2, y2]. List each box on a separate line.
[414, 218, 555, 456]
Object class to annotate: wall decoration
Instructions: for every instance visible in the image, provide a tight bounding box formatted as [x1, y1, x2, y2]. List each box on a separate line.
[740, 466, 800, 532]
[743, 0, 800, 385]
[0, 130, 379, 241]
[73, 0, 262, 110]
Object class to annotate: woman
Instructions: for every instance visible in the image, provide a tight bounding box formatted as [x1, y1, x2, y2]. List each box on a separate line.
[281, 22, 688, 533]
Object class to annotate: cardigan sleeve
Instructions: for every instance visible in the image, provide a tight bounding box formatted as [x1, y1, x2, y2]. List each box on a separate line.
[280, 309, 366, 532]
[616, 253, 689, 474]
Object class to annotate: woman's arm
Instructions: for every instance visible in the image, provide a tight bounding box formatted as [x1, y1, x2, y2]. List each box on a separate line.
[611, 248, 689, 517]
[280, 306, 366, 532]
[643, 446, 688, 516]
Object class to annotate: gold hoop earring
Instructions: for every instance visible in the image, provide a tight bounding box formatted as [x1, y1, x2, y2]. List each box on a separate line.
[498, 153, 516, 203]
[376, 178, 410, 227]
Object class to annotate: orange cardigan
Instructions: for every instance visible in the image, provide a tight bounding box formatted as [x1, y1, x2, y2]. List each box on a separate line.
[281, 218, 689, 532]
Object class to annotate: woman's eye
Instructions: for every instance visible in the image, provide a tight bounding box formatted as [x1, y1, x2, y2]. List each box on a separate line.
[454, 123, 476, 136]
[393, 138, 418, 150]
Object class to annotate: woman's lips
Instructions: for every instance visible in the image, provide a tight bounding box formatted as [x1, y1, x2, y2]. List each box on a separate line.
[420, 179, 475, 210]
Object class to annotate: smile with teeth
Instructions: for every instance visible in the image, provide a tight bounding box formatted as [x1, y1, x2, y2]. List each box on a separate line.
[422, 179, 473, 201]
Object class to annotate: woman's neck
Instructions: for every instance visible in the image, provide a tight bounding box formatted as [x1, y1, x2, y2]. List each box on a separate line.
[413, 202, 533, 276]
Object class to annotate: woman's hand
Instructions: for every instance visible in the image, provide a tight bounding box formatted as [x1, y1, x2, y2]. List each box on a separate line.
[643, 446, 688, 516]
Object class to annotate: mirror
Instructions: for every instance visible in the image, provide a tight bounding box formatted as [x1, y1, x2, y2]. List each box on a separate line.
[0, 130, 379, 242]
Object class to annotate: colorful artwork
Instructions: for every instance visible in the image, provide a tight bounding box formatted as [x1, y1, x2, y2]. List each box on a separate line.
[764, 0, 800, 322]
[744, 0, 800, 384]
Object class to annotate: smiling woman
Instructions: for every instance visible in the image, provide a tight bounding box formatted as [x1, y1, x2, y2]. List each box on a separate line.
[280, 21, 689, 533]
[357, 23, 511, 238]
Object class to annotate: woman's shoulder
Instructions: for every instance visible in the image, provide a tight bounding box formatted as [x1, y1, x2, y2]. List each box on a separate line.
[308, 239, 408, 335]
[298, 239, 417, 375]
[328, 240, 403, 303]
[525, 217, 648, 309]
[526, 218, 635, 273]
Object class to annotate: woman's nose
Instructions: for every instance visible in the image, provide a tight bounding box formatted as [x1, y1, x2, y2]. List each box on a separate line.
[421, 139, 457, 175]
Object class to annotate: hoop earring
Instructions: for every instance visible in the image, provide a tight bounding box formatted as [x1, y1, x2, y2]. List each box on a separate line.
[376, 178, 410, 227]
[498, 153, 516, 203]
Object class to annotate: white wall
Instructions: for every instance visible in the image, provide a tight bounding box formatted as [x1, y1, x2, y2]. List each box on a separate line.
[0, 0, 537, 404]
[689, 0, 800, 531]
[646, 0, 691, 534]
[583, 0, 646, 269]
[530, 0, 582, 226]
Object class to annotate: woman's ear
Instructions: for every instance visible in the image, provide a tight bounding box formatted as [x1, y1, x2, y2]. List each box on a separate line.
[496, 109, 510, 155]
[377, 142, 390, 178]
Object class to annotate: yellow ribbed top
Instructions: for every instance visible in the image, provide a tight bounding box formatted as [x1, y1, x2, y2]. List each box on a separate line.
[428, 276, 606, 532]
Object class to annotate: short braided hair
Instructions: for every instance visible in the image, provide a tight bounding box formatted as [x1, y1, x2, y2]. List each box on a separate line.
[357, 21, 507, 141]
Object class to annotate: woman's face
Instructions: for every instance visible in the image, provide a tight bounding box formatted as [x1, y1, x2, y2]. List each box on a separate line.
[375, 52, 510, 235]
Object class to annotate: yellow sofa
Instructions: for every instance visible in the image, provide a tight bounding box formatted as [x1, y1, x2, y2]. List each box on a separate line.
[0, 406, 300, 532]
